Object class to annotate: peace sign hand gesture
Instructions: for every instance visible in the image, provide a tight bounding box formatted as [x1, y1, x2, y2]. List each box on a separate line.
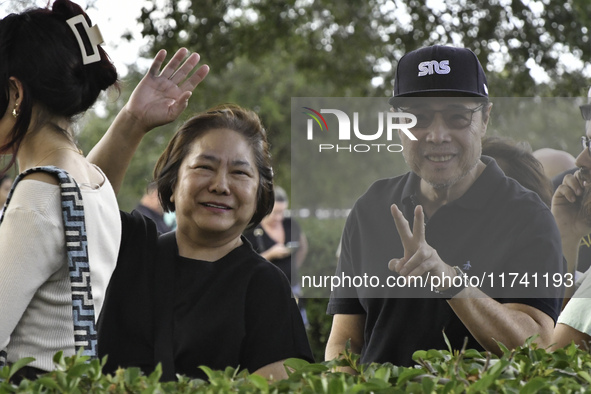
[388, 204, 456, 286]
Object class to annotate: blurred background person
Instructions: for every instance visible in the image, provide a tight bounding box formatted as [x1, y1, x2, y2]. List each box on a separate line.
[135, 181, 173, 234]
[548, 96, 591, 277]
[245, 186, 309, 325]
[551, 89, 591, 349]
[533, 148, 577, 181]
[482, 136, 554, 207]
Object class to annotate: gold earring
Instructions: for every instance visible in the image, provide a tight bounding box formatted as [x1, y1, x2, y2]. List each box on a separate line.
[11, 103, 18, 118]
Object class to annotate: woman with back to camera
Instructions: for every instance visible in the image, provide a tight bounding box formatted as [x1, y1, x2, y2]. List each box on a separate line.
[0, 0, 208, 378]
[93, 104, 314, 381]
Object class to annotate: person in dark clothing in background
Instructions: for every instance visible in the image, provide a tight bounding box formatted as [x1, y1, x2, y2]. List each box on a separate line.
[135, 181, 173, 234]
[245, 186, 309, 324]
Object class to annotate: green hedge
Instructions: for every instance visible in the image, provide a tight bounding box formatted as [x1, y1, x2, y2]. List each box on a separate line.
[3, 337, 591, 393]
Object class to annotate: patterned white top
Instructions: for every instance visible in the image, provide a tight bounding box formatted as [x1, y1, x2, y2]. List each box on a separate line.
[0, 172, 120, 371]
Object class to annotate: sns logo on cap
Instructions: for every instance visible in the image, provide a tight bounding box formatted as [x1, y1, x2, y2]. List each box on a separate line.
[418, 60, 451, 77]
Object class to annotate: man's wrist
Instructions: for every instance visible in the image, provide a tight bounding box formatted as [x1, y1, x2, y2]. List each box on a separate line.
[434, 266, 466, 298]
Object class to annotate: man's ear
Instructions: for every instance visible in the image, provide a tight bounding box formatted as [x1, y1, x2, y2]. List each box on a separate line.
[482, 102, 493, 125]
[480, 102, 493, 136]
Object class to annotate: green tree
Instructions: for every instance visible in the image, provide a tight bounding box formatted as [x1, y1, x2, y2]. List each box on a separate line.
[10, 0, 591, 205]
[122, 0, 591, 202]
[138, 0, 591, 97]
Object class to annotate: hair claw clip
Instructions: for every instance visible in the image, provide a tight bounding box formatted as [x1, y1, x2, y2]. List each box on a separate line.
[66, 14, 104, 65]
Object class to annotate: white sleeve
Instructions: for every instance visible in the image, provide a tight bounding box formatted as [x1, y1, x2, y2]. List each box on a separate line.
[0, 182, 65, 350]
[558, 270, 591, 337]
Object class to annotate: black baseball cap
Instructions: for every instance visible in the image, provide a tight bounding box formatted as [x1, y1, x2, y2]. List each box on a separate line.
[389, 45, 488, 106]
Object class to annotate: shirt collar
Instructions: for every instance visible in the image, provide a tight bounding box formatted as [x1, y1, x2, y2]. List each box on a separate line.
[400, 155, 503, 213]
[454, 156, 503, 210]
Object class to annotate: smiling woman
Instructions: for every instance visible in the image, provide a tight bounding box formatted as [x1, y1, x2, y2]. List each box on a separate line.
[96, 104, 314, 381]
[165, 128, 260, 259]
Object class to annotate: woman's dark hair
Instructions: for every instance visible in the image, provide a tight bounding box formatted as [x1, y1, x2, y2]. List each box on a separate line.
[482, 136, 553, 206]
[0, 0, 118, 165]
[154, 104, 275, 230]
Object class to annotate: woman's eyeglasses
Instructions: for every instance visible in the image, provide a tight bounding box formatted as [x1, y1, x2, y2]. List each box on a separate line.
[396, 104, 485, 129]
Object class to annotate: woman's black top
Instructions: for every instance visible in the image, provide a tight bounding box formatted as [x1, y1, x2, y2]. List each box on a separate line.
[97, 211, 313, 380]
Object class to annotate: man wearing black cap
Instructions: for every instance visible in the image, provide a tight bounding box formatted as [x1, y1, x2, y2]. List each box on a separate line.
[325, 45, 564, 368]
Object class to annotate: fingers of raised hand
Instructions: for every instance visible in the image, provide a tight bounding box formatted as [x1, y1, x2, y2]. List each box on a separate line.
[388, 258, 406, 272]
[179, 64, 210, 92]
[390, 204, 413, 246]
[555, 174, 584, 203]
[157, 48, 190, 80]
[570, 172, 586, 196]
[412, 205, 425, 243]
[554, 185, 578, 204]
[167, 52, 202, 85]
[148, 49, 168, 77]
[394, 247, 434, 277]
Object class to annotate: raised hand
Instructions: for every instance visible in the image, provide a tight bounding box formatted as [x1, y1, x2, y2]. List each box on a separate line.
[124, 48, 210, 132]
[87, 48, 209, 194]
[552, 170, 591, 241]
[388, 204, 455, 281]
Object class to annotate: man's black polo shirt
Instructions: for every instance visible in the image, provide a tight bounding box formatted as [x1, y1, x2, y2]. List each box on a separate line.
[327, 156, 564, 367]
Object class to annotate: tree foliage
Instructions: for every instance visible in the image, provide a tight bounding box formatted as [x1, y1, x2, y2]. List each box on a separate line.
[7, 1, 591, 203]
[138, 0, 591, 96]
[109, 0, 591, 205]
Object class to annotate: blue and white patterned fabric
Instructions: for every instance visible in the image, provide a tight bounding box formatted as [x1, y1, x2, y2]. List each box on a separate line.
[0, 166, 97, 367]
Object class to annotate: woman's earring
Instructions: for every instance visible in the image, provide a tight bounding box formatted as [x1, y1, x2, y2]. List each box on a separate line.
[12, 103, 18, 118]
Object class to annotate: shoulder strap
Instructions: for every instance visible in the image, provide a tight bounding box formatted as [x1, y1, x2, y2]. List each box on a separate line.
[0, 166, 97, 367]
[153, 231, 177, 381]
